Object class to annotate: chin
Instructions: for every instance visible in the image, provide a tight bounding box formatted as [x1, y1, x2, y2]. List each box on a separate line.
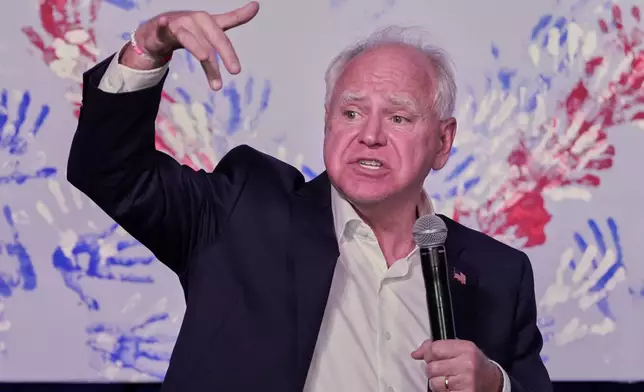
[336, 180, 395, 205]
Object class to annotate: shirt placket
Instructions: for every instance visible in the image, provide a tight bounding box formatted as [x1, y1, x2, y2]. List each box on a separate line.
[376, 275, 388, 392]
[378, 273, 406, 392]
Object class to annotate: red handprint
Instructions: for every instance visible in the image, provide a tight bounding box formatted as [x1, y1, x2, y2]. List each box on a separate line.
[22, 0, 101, 71]
[454, 3, 643, 248]
[22, 0, 102, 117]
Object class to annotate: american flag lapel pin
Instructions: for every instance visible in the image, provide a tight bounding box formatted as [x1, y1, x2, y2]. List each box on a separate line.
[453, 269, 466, 285]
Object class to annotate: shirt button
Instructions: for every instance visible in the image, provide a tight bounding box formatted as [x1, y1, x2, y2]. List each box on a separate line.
[384, 331, 391, 340]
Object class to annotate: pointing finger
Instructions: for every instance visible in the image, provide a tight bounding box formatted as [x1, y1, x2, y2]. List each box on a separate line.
[193, 12, 241, 75]
[213, 1, 260, 31]
[170, 25, 222, 89]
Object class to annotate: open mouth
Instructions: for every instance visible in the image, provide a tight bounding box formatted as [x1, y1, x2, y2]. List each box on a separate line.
[358, 159, 383, 170]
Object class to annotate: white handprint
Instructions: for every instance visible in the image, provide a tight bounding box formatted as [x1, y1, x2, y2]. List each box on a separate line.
[538, 217, 626, 351]
[156, 76, 272, 171]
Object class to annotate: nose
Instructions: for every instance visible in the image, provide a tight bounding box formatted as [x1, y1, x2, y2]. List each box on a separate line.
[358, 116, 387, 147]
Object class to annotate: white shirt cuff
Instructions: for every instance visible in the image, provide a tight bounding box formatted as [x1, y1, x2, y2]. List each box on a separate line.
[98, 44, 169, 94]
[489, 359, 511, 392]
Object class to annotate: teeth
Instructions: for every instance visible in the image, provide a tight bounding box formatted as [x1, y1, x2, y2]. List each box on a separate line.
[359, 160, 382, 170]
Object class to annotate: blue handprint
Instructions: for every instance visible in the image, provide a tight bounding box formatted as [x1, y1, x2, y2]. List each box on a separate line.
[568, 217, 624, 320]
[539, 216, 625, 317]
[0, 89, 49, 155]
[537, 217, 626, 353]
[163, 78, 271, 169]
[0, 88, 56, 185]
[175, 52, 272, 135]
[221, 76, 271, 135]
[179, 55, 271, 135]
[52, 223, 155, 311]
[0, 164, 57, 186]
[526, 0, 606, 79]
[86, 312, 175, 380]
[0, 205, 36, 297]
[530, 13, 572, 73]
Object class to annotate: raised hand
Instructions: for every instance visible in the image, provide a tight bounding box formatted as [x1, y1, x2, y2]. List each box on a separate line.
[124, 2, 260, 90]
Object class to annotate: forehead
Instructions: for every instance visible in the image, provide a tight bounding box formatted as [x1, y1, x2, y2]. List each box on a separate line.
[333, 44, 435, 106]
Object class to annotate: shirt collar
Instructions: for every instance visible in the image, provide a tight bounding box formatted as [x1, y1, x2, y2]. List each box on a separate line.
[330, 185, 435, 242]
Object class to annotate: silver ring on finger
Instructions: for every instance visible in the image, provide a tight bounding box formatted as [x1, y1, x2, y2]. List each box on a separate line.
[444, 376, 450, 391]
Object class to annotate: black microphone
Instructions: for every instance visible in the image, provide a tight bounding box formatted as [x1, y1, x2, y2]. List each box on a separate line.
[413, 214, 456, 340]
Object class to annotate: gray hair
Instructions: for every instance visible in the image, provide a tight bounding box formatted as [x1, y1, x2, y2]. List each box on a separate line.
[324, 26, 457, 120]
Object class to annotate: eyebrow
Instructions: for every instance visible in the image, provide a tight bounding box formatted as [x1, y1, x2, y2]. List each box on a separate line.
[387, 94, 421, 114]
[338, 91, 366, 105]
[338, 92, 421, 115]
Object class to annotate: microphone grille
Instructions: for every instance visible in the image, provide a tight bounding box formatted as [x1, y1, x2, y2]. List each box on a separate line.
[413, 214, 448, 247]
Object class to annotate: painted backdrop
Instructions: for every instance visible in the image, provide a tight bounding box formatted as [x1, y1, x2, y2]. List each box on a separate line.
[1, 0, 643, 383]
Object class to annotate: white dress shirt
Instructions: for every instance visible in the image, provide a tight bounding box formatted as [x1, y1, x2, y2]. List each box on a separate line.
[303, 187, 510, 392]
[303, 186, 435, 392]
[98, 44, 510, 391]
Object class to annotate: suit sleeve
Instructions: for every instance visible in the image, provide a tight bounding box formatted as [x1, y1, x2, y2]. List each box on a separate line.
[67, 55, 248, 276]
[506, 254, 553, 392]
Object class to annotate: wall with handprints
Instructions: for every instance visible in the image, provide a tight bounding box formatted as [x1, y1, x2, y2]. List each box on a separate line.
[0, 0, 642, 383]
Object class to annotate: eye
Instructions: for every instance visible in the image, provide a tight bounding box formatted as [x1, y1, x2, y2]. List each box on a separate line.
[391, 115, 409, 124]
[343, 110, 358, 120]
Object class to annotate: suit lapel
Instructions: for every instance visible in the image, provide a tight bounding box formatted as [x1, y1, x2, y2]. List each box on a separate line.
[440, 215, 480, 343]
[289, 172, 339, 389]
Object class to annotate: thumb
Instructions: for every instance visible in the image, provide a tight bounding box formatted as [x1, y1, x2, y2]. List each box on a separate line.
[411, 347, 424, 360]
[213, 1, 260, 31]
[411, 339, 433, 360]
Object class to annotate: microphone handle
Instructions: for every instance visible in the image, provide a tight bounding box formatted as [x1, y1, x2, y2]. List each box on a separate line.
[420, 245, 456, 340]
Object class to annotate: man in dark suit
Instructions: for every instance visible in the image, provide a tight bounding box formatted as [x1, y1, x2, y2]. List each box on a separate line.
[67, 2, 551, 391]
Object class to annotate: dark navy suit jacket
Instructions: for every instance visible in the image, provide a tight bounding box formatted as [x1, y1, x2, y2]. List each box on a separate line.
[67, 57, 552, 392]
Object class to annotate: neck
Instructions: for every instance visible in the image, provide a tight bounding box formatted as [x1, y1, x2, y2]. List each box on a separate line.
[354, 193, 421, 267]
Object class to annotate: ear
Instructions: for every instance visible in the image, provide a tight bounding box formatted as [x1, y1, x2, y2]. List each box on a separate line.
[431, 117, 457, 170]
[324, 104, 330, 134]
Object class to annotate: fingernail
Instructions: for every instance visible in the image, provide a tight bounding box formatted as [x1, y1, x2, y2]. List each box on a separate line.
[210, 79, 222, 90]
